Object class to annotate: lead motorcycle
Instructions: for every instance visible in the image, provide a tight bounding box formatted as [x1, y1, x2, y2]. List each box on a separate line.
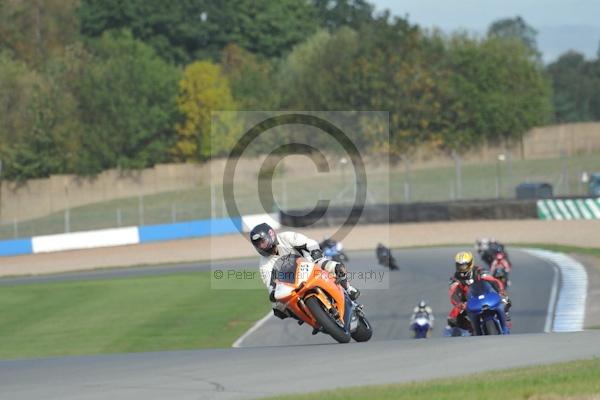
[466, 280, 510, 335]
[272, 254, 372, 343]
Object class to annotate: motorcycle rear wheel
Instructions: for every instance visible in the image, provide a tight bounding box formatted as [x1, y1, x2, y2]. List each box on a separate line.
[305, 297, 351, 343]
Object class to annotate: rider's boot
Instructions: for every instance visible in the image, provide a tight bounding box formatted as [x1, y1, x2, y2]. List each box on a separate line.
[334, 264, 360, 300]
[346, 284, 360, 300]
[503, 298, 512, 329]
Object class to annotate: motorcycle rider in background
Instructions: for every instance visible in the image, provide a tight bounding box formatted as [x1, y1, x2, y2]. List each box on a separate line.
[490, 251, 512, 287]
[447, 251, 512, 333]
[411, 300, 434, 329]
[476, 237, 510, 267]
[376, 243, 398, 270]
[320, 236, 337, 251]
[250, 223, 360, 319]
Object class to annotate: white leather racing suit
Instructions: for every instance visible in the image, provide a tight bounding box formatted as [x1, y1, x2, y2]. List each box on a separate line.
[259, 231, 333, 288]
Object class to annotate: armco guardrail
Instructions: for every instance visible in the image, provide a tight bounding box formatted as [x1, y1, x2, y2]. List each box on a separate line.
[0, 213, 279, 257]
[280, 199, 538, 227]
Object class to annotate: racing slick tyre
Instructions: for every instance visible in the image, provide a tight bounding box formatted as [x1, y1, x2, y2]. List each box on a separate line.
[484, 319, 500, 335]
[351, 315, 373, 342]
[306, 297, 351, 343]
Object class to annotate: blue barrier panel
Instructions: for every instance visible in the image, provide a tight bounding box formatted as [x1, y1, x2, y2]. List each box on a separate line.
[138, 217, 242, 243]
[0, 238, 33, 257]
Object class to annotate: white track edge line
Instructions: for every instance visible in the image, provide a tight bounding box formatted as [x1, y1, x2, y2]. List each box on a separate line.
[232, 311, 273, 348]
[543, 257, 560, 333]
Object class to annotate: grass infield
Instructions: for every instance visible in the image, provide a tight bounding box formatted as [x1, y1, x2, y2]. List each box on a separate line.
[263, 358, 600, 400]
[0, 271, 269, 359]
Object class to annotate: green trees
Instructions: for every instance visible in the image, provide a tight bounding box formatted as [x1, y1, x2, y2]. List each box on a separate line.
[546, 51, 600, 122]
[0, 1, 567, 181]
[78, 0, 319, 63]
[487, 16, 540, 59]
[443, 35, 552, 149]
[74, 31, 181, 174]
[278, 18, 551, 154]
[175, 61, 236, 160]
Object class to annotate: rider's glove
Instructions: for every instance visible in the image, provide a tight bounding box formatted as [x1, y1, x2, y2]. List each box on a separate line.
[310, 249, 324, 261]
[334, 263, 347, 279]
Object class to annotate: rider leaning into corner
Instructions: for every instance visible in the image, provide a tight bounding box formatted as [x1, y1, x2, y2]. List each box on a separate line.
[250, 223, 360, 319]
[447, 251, 512, 332]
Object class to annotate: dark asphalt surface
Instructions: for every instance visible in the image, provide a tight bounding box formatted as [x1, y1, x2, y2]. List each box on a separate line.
[0, 247, 562, 400]
[1, 332, 599, 400]
[239, 247, 555, 346]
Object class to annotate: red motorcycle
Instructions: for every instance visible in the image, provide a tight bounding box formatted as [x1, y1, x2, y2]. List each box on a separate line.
[490, 252, 512, 288]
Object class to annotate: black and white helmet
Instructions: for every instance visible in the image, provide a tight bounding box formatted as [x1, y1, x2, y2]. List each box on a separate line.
[250, 223, 278, 257]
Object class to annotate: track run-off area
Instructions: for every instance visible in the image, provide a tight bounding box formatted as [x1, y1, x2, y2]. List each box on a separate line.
[0, 247, 597, 400]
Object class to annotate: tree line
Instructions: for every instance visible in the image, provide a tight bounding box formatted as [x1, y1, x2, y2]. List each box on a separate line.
[0, 0, 594, 181]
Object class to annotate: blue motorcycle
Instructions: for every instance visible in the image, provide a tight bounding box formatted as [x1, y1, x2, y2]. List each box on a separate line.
[410, 311, 432, 339]
[321, 240, 349, 264]
[466, 280, 510, 335]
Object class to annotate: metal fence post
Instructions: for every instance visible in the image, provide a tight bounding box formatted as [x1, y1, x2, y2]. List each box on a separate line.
[452, 150, 462, 200]
[210, 183, 216, 218]
[402, 156, 411, 202]
[0, 159, 3, 225]
[138, 194, 144, 226]
[64, 185, 70, 233]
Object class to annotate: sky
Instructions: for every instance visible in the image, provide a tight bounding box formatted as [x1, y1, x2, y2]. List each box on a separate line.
[371, 0, 600, 63]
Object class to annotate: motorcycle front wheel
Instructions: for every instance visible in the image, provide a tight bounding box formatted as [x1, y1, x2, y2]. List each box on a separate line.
[484, 319, 500, 335]
[351, 315, 373, 342]
[305, 297, 351, 343]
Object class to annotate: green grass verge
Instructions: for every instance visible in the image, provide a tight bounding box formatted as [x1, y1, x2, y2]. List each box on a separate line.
[0, 271, 269, 359]
[263, 358, 600, 400]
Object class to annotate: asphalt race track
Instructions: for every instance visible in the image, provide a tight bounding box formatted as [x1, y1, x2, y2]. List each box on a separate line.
[238, 247, 555, 346]
[1, 247, 597, 400]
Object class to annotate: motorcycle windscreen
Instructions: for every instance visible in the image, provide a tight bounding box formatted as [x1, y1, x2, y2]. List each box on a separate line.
[273, 254, 300, 284]
[466, 280, 502, 313]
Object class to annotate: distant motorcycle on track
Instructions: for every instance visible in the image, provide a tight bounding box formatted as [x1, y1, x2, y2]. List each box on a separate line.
[490, 252, 512, 288]
[376, 243, 398, 271]
[321, 240, 349, 264]
[410, 311, 433, 339]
